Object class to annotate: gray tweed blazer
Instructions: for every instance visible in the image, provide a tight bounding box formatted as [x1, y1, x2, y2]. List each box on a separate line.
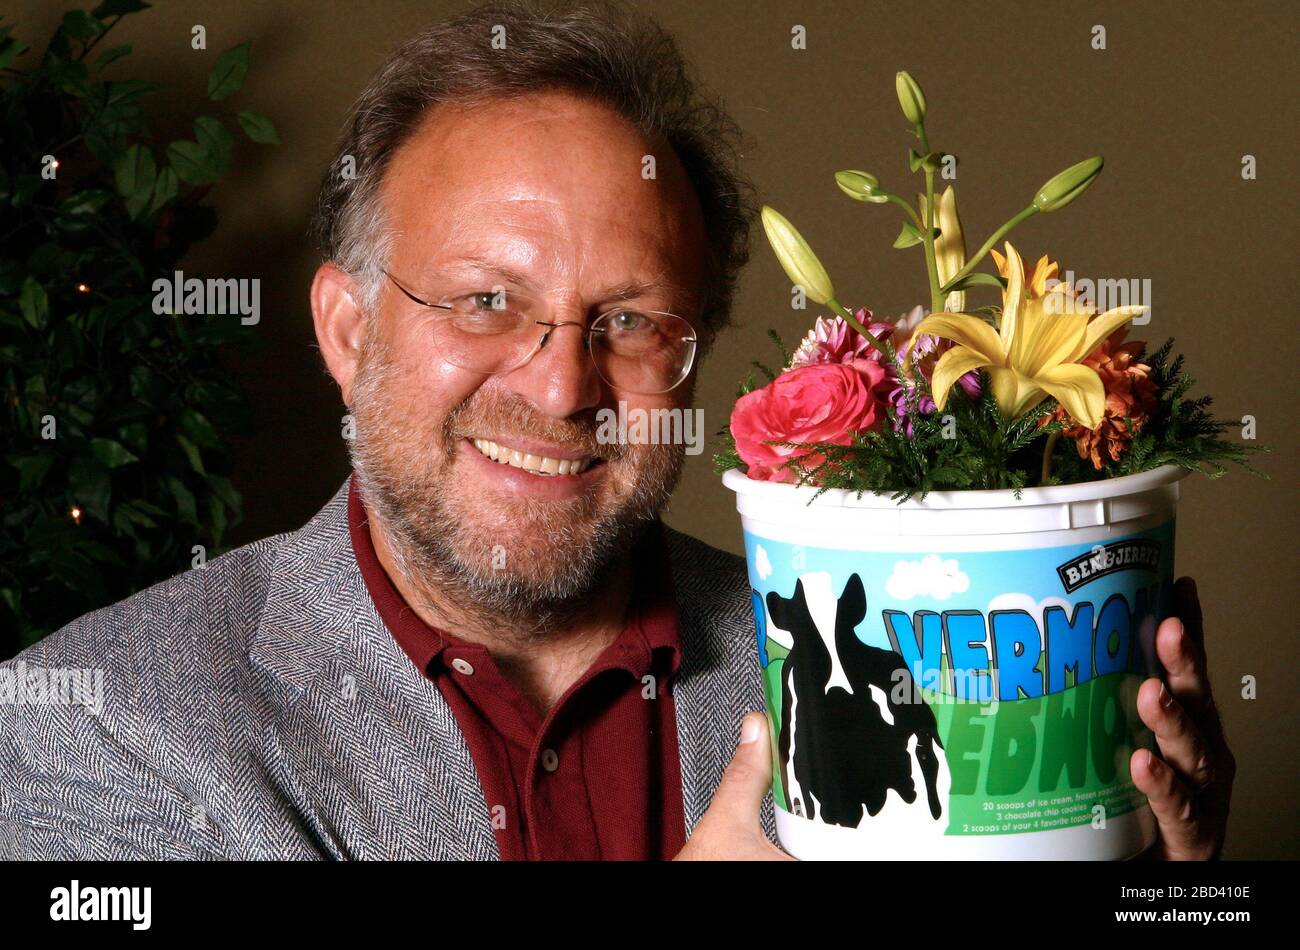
[0, 480, 777, 859]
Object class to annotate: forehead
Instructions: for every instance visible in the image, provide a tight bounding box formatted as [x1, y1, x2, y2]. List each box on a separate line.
[379, 90, 707, 295]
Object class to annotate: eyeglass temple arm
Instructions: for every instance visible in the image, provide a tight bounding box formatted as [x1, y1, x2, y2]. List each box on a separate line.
[384, 271, 451, 310]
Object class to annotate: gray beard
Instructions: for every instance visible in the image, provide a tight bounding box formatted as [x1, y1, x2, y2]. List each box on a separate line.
[346, 331, 684, 639]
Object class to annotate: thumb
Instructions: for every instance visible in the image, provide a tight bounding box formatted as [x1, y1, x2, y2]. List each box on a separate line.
[709, 712, 773, 828]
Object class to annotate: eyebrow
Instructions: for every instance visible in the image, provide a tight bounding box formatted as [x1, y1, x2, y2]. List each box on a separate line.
[441, 254, 685, 304]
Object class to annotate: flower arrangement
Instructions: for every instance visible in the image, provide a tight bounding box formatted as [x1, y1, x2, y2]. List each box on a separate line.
[716, 72, 1262, 498]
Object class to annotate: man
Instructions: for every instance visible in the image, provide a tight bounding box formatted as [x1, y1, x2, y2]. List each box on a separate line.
[0, 0, 1233, 860]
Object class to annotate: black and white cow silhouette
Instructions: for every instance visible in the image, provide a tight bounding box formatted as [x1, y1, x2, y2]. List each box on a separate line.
[766, 572, 949, 829]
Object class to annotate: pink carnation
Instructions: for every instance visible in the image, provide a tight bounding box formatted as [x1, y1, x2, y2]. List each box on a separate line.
[787, 311, 894, 369]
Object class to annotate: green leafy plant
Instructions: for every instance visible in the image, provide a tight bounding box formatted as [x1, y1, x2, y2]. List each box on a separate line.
[0, 2, 278, 654]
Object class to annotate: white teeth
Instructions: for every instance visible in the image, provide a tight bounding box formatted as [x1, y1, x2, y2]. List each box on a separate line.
[470, 438, 593, 476]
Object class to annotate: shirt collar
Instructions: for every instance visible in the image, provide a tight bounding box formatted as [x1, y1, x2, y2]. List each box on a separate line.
[347, 473, 683, 680]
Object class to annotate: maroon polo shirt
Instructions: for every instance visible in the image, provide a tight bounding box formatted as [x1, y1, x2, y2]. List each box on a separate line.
[347, 475, 687, 860]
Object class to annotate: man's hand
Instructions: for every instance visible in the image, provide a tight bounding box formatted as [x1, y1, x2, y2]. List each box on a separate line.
[673, 713, 793, 860]
[1130, 576, 1236, 860]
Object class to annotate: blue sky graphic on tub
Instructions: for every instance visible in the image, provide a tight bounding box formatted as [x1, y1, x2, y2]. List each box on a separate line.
[746, 522, 1176, 692]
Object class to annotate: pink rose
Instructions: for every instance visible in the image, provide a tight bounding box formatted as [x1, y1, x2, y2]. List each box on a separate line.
[731, 359, 890, 483]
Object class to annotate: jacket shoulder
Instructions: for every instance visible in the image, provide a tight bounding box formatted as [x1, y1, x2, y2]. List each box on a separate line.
[661, 524, 754, 649]
[0, 530, 302, 858]
[13, 529, 287, 674]
[661, 525, 748, 594]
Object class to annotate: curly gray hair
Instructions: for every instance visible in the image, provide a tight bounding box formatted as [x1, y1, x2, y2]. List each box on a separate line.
[310, 0, 756, 342]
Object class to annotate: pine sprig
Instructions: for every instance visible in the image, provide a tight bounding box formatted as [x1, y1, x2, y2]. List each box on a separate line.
[1109, 338, 1266, 479]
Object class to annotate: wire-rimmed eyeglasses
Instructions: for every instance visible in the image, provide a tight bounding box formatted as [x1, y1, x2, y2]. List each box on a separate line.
[383, 271, 698, 395]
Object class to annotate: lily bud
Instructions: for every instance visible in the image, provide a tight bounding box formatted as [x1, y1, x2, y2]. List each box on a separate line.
[1034, 156, 1104, 212]
[834, 170, 889, 204]
[895, 71, 927, 124]
[760, 205, 835, 305]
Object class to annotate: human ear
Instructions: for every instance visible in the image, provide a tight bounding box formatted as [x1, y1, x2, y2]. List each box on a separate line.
[311, 261, 368, 406]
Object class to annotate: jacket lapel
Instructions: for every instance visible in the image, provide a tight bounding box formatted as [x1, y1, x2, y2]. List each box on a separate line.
[248, 481, 499, 860]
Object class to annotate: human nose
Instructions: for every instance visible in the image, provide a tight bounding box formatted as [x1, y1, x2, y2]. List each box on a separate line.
[504, 318, 604, 418]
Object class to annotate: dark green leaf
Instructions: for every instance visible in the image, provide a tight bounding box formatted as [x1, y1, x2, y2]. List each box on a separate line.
[166, 140, 219, 185]
[149, 166, 178, 213]
[114, 144, 156, 200]
[84, 100, 147, 161]
[117, 422, 148, 455]
[209, 494, 227, 546]
[44, 56, 92, 97]
[78, 540, 126, 567]
[68, 456, 112, 522]
[106, 78, 159, 105]
[60, 188, 114, 216]
[205, 473, 240, 511]
[94, 42, 132, 69]
[11, 454, 55, 492]
[0, 35, 30, 69]
[19, 277, 48, 329]
[176, 433, 205, 474]
[91, 437, 139, 468]
[236, 111, 280, 144]
[179, 407, 221, 448]
[116, 501, 158, 529]
[92, 0, 151, 18]
[207, 42, 249, 101]
[166, 476, 198, 525]
[11, 174, 41, 208]
[61, 11, 106, 40]
[193, 116, 233, 175]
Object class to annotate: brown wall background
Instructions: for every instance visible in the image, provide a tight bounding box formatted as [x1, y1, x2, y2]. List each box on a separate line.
[10, 0, 1296, 858]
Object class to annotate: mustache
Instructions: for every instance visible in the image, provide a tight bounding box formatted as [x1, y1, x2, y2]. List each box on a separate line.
[445, 399, 625, 461]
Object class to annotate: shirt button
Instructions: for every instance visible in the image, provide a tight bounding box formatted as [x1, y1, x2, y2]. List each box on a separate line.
[540, 748, 559, 772]
[450, 657, 475, 676]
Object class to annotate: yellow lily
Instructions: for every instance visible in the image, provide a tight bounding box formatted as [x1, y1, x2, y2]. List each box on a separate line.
[919, 185, 966, 311]
[915, 242, 1148, 430]
[990, 247, 1060, 299]
[760, 205, 836, 305]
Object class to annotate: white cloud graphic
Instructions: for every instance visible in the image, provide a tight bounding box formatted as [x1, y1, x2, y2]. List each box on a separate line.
[754, 544, 773, 581]
[884, 555, 970, 601]
[985, 592, 1071, 622]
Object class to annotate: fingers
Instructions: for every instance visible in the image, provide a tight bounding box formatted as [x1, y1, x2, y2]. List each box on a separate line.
[1173, 576, 1203, 647]
[710, 712, 775, 827]
[1156, 586, 1231, 755]
[1136, 677, 1213, 790]
[676, 712, 792, 861]
[1130, 748, 1217, 860]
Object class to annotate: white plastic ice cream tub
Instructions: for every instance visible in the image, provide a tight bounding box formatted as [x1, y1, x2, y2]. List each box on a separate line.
[723, 464, 1189, 860]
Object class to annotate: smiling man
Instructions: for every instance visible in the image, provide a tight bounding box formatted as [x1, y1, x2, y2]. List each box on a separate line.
[0, 0, 1233, 860]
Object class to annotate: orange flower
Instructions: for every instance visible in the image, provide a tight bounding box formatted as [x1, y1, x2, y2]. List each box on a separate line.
[1046, 329, 1157, 469]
